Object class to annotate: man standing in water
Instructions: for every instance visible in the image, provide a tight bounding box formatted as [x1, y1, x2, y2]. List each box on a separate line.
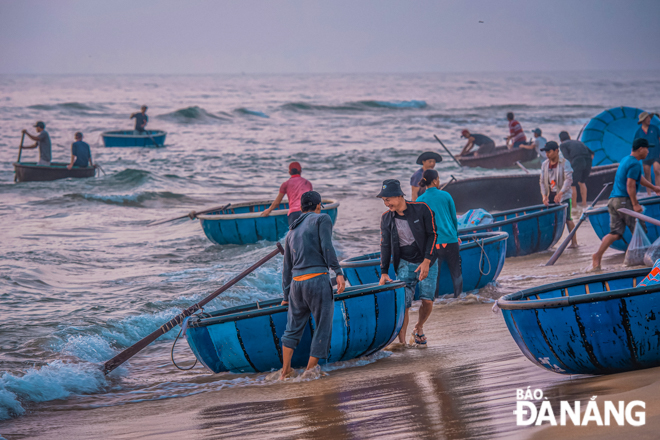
[130, 105, 149, 133]
[559, 131, 593, 210]
[279, 191, 345, 380]
[458, 129, 496, 157]
[21, 121, 51, 166]
[411, 151, 442, 201]
[506, 112, 526, 149]
[591, 138, 660, 271]
[539, 141, 578, 248]
[634, 112, 660, 193]
[261, 161, 313, 225]
[378, 179, 437, 347]
[67, 132, 93, 170]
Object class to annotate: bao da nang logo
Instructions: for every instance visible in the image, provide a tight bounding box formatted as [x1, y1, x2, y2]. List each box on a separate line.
[514, 387, 645, 426]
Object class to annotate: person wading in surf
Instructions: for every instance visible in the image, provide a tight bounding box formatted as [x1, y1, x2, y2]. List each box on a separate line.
[539, 141, 577, 247]
[279, 191, 345, 380]
[21, 121, 51, 166]
[411, 152, 442, 201]
[591, 138, 660, 271]
[261, 161, 313, 225]
[130, 105, 149, 133]
[417, 169, 463, 299]
[378, 179, 437, 347]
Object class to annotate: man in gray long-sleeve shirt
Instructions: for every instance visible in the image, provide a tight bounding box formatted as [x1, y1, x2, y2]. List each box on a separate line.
[279, 191, 345, 380]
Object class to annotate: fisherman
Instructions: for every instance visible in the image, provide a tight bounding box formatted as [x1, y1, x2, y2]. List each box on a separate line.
[279, 191, 345, 380]
[130, 105, 149, 133]
[539, 141, 578, 248]
[559, 131, 593, 210]
[506, 112, 526, 149]
[634, 112, 660, 193]
[520, 128, 547, 156]
[417, 169, 463, 299]
[378, 179, 437, 347]
[261, 161, 313, 225]
[458, 129, 495, 157]
[21, 121, 51, 166]
[410, 151, 442, 201]
[67, 132, 93, 170]
[591, 138, 660, 271]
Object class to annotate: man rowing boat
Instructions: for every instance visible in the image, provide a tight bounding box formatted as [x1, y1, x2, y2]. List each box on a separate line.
[21, 121, 51, 166]
[130, 105, 149, 133]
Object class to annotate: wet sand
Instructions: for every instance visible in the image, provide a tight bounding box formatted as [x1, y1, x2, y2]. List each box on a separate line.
[2, 221, 658, 439]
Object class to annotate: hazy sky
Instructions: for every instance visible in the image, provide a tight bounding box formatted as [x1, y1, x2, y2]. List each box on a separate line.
[1, 0, 659, 74]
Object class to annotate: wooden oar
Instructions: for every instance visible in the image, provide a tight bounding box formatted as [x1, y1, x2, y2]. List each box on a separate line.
[515, 161, 530, 174]
[14, 133, 25, 182]
[103, 242, 285, 374]
[440, 175, 457, 190]
[618, 208, 660, 227]
[433, 135, 463, 168]
[545, 182, 612, 266]
[148, 203, 231, 226]
[146, 132, 163, 148]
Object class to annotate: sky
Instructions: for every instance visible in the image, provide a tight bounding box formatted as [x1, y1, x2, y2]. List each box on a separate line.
[1, 0, 659, 74]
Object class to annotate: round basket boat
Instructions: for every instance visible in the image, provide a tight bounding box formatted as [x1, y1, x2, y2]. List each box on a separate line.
[460, 203, 567, 258]
[339, 231, 508, 297]
[185, 281, 406, 373]
[13, 162, 97, 182]
[197, 199, 339, 245]
[586, 195, 660, 251]
[101, 130, 166, 147]
[497, 268, 660, 375]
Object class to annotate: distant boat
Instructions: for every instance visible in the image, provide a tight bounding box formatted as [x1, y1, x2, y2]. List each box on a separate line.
[458, 146, 537, 169]
[101, 130, 166, 147]
[13, 162, 96, 182]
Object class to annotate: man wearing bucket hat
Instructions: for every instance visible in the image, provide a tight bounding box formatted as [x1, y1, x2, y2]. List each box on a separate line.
[21, 121, 52, 166]
[410, 151, 442, 201]
[634, 111, 660, 193]
[279, 190, 345, 380]
[378, 179, 438, 347]
[261, 161, 313, 225]
[591, 138, 660, 271]
[458, 129, 495, 157]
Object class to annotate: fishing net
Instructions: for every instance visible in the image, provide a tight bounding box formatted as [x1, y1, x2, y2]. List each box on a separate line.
[457, 209, 493, 229]
[644, 236, 660, 267]
[624, 219, 651, 266]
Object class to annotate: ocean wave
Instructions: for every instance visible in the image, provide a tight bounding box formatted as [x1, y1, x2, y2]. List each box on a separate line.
[280, 100, 427, 113]
[234, 108, 269, 118]
[65, 190, 187, 207]
[158, 106, 231, 124]
[359, 100, 427, 109]
[27, 102, 106, 114]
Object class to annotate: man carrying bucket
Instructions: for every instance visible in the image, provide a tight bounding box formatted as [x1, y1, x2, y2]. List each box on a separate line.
[130, 105, 149, 133]
[21, 121, 51, 166]
[279, 191, 345, 380]
[261, 161, 313, 225]
[378, 179, 437, 347]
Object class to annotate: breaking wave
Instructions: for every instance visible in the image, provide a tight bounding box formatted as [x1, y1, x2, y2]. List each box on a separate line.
[65, 190, 188, 207]
[234, 108, 269, 118]
[280, 100, 427, 113]
[158, 106, 231, 123]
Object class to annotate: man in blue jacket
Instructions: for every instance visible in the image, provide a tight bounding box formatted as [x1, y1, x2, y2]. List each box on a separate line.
[378, 179, 437, 347]
[279, 191, 345, 379]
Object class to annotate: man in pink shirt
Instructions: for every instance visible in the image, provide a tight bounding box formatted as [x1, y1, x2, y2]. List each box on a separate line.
[261, 161, 313, 225]
[506, 112, 526, 149]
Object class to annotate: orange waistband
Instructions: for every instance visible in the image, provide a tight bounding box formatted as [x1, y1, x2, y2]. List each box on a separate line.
[293, 272, 328, 282]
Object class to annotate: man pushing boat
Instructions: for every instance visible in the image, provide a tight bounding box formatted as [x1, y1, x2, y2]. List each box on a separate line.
[378, 179, 438, 347]
[279, 191, 345, 380]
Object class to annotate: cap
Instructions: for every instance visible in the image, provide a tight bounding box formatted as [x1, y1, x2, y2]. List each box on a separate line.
[639, 111, 651, 124]
[532, 128, 542, 135]
[559, 131, 570, 141]
[377, 179, 405, 198]
[289, 161, 302, 174]
[633, 138, 652, 150]
[461, 129, 470, 138]
[34, 121, 45, 129]
[301, 191, 322, 210]
[540, 141, 559, 151]
[416, 151, 443, 165]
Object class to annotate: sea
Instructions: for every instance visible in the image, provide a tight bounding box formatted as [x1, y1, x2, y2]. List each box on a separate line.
[1, 71, 659, 438]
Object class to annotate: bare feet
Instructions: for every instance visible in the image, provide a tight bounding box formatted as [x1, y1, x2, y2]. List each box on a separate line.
[585, 255, 602, 272]
[568, 242, 579, 249]
[278, 368, 296, 381]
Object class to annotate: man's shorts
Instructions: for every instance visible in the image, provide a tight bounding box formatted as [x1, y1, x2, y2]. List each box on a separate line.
[477, 142, 496, 155]
[396, 259, 439, 308]
[571, 157, 592, 184]
[549, 192, 573, 221]
[608, 197, 638, 236]
[643, 157, 660, 166]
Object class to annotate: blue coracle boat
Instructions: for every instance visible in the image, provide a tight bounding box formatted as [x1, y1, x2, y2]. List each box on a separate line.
[101, 130, 167, 147]
[497, 268, 660, 375]
[580, 106, 660, 166]
[339, 232, 508, 296]
[185, 282, 406, 373]
[586, 195, 660, 251]
[461, 204, 567, 257]
[198, 200, 339, 245]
